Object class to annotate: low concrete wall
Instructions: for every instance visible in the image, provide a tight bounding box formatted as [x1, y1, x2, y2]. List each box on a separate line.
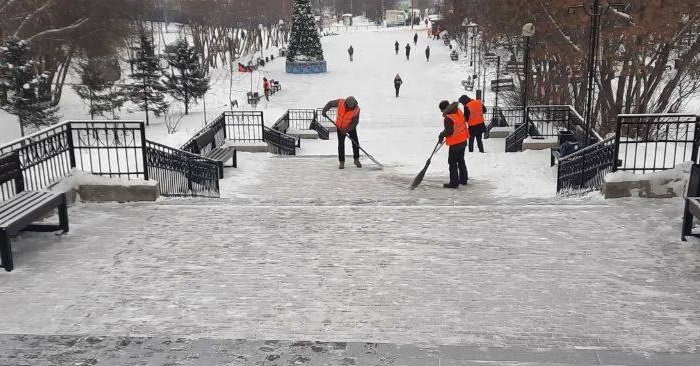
[288, 130, 319, 139]
[603, 178, 686, 199]
[231, 143, 269, 153]
[522, 137, 558, 151]
[488, 127, 514, 138]
[78, 182, 160, 203]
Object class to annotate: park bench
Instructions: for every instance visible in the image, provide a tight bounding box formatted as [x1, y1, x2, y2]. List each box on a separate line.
[491, 78, 515, 91]
[505, 61, 524, 73]
[270, 80, 281, 93]
[193, 129, 237, 178]
[682, 164, 700, 241]
[0, 152, 69, 272]
[461, 78, 475, 91]
[247, 91, 261, 106]
[450, 50, 459, 61]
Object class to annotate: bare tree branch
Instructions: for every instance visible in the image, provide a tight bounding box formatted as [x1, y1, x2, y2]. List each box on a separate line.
[13, 0, 54, 37]
[25, 17, 89, 43]
[537, 0, 583, 54]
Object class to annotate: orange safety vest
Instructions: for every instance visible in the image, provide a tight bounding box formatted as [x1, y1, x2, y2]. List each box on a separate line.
[466, 99, 485, 126]
[445, 109, 469, 146]
[336, 99, 361, 130]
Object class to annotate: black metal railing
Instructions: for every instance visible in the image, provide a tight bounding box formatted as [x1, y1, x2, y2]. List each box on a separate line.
[272, 111, 290, 133]
[288, 109, 316, 130]
[0, 121, 221, 201]
[614, 114, 700, 173]
[527, 105, 602, 145]
[316, 107, 337, 124]
[180, 113, 227, 155]
[263, 126, 297, 155]
[0, 151, 24, 200]
[310, 120, 330, 140]
[557, 137, 617, 195]
[70, 121, 147, 179]
[498, 107, 524, 127]
[145, 141, 220, 198]
[505, 120, 530, 152]
[0, 123, 73, 198]
[224, 111, 265, 143]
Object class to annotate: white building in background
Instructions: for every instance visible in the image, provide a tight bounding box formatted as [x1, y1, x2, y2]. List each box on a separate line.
[385, 10, 406, 27]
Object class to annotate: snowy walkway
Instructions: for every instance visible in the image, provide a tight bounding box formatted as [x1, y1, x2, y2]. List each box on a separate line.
[1, 27, 700, 365]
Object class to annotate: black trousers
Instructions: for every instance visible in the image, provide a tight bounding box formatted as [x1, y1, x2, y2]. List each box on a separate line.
[338, 129, 360, 162]
[448, 143, 468, 185]
[395, 85, 400, 97]
[469, 123, 486, 153]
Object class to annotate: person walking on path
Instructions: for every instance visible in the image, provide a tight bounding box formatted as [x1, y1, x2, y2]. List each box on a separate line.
[425, 45, 431, 62]
[459, 95, 488, 153]
[263, 77, 271, 101]
[413, 33, 418, 45]
[321, 96, 362, 169]
[394, 74, 403, 97]
[405, 43, 411, 60]
[394, 41, 400, 55]
[438, 100, 470, 188]
[348, 45, 354, 61]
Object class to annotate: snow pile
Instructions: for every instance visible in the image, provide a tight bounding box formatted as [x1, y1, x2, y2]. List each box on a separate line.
[50, 169, 156, 193]
[604, 161, 692, 198]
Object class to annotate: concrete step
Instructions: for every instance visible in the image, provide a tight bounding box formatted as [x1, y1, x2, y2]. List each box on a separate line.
[287, 129, 319, 139]
[488, 126, 514, 138]
[522, 136, 558, 151]
[229, 142, 269, 153]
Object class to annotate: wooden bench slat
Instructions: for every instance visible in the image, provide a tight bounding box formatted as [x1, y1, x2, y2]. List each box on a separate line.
[0, 193, 62, 229]
[0, 192, 61, 222]
[0, 191, 45, 217]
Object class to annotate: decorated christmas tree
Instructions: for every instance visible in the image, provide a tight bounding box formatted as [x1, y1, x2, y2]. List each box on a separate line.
[287, 0, 325, 63]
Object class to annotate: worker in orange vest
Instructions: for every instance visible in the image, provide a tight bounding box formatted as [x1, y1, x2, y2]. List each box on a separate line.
[459, 94, 488, 153]
[438, 100, 470, 188]
[321, 96, 361, 169]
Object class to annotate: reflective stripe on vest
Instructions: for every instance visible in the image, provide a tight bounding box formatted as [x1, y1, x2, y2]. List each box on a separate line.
[445, 110, 469, 146]
[467, 99, 485, 126]
[336, 99, 360, 130]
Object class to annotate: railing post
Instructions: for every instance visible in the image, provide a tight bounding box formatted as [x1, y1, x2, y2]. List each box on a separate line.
[612, 115, 622, 172]
[692, 116, 700, 164]
[260, 111, 265, 142]
[66, 122, 76, 168]
[140, 122, 149, 180]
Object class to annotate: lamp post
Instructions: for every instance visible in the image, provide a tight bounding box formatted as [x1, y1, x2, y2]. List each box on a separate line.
[569, 0, 627, 146]
[521, 23, 535, 130]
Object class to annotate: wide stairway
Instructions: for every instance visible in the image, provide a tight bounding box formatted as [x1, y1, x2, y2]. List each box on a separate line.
[2, 153, 700, 365]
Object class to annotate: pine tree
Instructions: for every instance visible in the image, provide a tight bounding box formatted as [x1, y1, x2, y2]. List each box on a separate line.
[287, 0, 325, 63]
[128, 31, 168, 126]
[0, 37, 59, 135]
[73, 57, 127, 120]
[164, 39, 210, 115]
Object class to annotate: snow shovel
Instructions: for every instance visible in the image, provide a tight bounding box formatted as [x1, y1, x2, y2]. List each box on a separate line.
[410, 141, 444, 190]
[324, 116, 383, 168]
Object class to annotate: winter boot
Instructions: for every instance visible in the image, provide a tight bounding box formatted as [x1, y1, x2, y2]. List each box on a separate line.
[443, 183, 459, 189]
[339, 161, 345, 169]
[354, 159, 362, 168]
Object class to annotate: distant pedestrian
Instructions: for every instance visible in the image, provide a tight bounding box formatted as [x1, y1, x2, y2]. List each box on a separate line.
[459, 94, 488, 153]
[348, 45, 354, 62]
[394, 74, 403, 97]
[424, 18, 429, 27]
[413, 33, 418, 45]
[405, 43, 411, 60]
[394, 40, 399, 55]
[263, 77, 271, 101]
[425, 45, 430, 62]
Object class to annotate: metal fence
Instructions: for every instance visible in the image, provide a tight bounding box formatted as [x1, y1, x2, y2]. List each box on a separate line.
[614, 114, 700, 173]
[70, 121, 147, 179]
[180, 114, 227, 155]
[527, 105, 602, 145]
[263, 127, 297, 155]
[0, 123, 73, 198]
[0, 121, 221, 201]
[288, 109, 316, 130]
[556, 137, 617, 195]
[145, 141, 220, 198]
[224, 111, 265, 143]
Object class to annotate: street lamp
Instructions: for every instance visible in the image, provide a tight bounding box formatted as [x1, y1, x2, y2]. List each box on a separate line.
[521, 23, 535, 130]
[569, 0, 627, 146]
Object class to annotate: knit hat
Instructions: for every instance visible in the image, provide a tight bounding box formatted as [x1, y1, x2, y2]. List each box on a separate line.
[438, 100, 450, 112]
[345, 96, 358, 109]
